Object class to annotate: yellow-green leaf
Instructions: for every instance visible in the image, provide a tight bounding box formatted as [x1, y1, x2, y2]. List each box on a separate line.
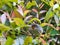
[9, 0, 18, 3]
[29, 18, 41, 24]
[24, 10, 31, 17]
[0, 24, 10, 31]
[44, 8, 54, 22]
[49, 0, 54, 7]
[5, 37, 14, 45]
[14, 9, 24, 18]
[24, 36, 33, 45]
[40, 23, 47, 27]
[26, 1, 36, 9]
[13, 18, 25, 27]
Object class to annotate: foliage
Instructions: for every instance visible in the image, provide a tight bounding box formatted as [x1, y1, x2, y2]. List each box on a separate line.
[0, 0, 60, 45]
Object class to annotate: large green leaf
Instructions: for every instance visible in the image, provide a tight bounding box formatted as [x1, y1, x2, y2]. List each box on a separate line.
[0, 0, 5, 8]
[40, 23, 55, 29]
[24, 36, 33, 45]
[49, 0, 54, 7]
[0, 0, 17, 9]
[0, 24, 10, 31]
[24, 10, 31, 17]
[45, 8, 54, 22]
[41, 0, 49, 5]
[26, 1, 36, 9]
[13, 9, 24, 18]
[50, 30, 59, 36]
[6, 3, 12, 8]
[13, 18, 25, 27]
[5, 37, 14, 45]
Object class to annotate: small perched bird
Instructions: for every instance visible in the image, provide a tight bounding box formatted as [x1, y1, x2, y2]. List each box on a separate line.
[31, 23, 43, 33]
[28, 23, 43, 37]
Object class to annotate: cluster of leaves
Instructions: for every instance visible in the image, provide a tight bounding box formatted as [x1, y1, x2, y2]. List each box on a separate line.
[0, 0, 60, 45]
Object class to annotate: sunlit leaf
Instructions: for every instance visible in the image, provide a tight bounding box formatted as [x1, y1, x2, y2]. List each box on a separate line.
[40, 23, 56, 29]
[7, 3, 12, 8]
[26, 1, 36, 9]
[11, 5, 24, 18]
[49, 0, 54, 7]
[19, 1, 24, 6]
[5, 37, 14, 45]
[0, 24, 10, 31]
[41, 0, 49, 5]
[29, 18, 41, 24]
[40, 23, 47, 27]
[24, 36, 33, 45]
[26, 1, 32, 9]
[14, 9, 24, 18]
[10, 22, 17, 28]
[45, 8, 54, 22]
[24, 10, 31, 17]
[13, 18, 25, 27]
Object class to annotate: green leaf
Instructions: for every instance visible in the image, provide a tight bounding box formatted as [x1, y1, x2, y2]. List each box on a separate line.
[40, 23, 47, 27]
[14, 9, 24, 18]
[24, 10, 31, 17]
[6, 3, 12, 8]
[26, 1, 36, 9]
[29, 18, 41, 24]
[26, 1, 32, 9]
[9, 0, 18, 3]
[20, 1, 24, 6]
[44, 8, 54, 22]
[0, 0, 4, 8]
[5, 37, 14, 45]
[0, 30, 2, 36]
[10, 22, 17, 28]
[13, 18, 25, 27]
[41, 0, 49, 5]
[50, 30, 59, 36]
[24, 36, 33, 45]
[32, 1, 36, 5]
[0, 24, 10, 31]
[49, 0, 54, 7]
